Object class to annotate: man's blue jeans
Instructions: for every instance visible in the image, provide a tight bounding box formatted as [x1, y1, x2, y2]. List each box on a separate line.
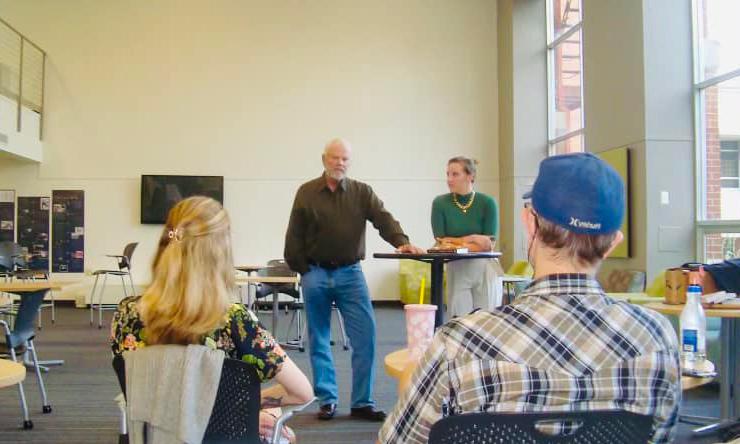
[301, 263, 376, 408]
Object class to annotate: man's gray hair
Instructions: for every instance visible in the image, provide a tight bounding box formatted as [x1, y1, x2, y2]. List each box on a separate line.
[324, 138, 352, 155]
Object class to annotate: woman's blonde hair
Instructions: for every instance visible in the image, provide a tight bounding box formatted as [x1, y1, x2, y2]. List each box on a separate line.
[140, 196, 235, 345]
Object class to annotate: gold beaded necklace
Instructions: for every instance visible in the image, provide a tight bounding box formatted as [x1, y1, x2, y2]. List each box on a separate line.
[452, 191, 475, 213]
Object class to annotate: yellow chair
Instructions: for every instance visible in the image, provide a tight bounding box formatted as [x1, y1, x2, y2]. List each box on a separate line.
[646, 271, 666, 297]
[501, 261, 533, 304]
[506, 260, 533, 277]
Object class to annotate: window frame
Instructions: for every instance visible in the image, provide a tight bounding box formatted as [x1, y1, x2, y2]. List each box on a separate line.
[692, 0, 740, 261]
[546, 0, 585, 156]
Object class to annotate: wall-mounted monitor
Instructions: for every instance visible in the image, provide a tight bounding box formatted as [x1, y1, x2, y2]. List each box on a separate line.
[140, 175, 224, 224]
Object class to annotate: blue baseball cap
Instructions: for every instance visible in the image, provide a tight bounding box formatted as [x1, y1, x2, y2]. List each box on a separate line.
[523, 153, 625, 235]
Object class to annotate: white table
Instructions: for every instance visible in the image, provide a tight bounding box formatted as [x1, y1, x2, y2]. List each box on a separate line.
[646, 302, 740, 424]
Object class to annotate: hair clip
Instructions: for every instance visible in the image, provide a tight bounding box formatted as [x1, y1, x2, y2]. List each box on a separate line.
[168, 228, 183, 242]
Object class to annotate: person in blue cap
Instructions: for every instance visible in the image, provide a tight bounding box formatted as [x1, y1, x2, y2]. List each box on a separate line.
[378, 153, 681, 444]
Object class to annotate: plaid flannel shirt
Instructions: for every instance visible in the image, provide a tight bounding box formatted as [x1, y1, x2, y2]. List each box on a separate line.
[378, 273, 680, 444]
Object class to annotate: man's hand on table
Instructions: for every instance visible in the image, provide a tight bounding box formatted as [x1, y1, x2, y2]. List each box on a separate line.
[396, 244, 426, 254]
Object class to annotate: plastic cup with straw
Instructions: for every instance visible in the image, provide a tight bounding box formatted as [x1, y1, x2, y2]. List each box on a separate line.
[405, 276, 436, 359]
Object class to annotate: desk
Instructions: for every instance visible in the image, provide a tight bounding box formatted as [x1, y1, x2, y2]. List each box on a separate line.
[235, 275, 300, 341]
[646, 302, 740, 421]
[384, 347, 716, 396]
[0, 282, 62, 292]
[235, 265, 266, 308]
[0, 359, 25, 388]
[374, 252, 501, 327]
[235, 265, 266, 274]
[384, 348, 410, 380]
[607, 292, 662, 305]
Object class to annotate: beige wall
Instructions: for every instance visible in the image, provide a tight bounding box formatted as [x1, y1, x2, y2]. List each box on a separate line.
[585, 0, 695, 282]
[0, 0, 499, 301]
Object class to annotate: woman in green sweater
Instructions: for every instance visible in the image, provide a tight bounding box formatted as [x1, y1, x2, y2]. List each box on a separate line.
[431, 156, 502, 317]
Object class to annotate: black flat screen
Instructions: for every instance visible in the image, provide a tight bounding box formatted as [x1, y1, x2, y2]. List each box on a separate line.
[140, 175, 224, 224]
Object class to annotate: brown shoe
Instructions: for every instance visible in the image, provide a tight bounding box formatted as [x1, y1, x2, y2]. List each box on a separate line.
[318, 403, 337, 420]
[350, 406, 387, 422]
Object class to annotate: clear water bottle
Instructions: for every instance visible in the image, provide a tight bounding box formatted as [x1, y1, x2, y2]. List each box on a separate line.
[680, 283, 706, 367]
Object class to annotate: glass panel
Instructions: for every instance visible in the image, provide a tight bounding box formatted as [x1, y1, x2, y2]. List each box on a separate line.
[549, 0, 582, 41]
[551, 30, 583, 138]
[697, 0, 740, 80]
[549, 133, 583, 155]
[700, 77, 740, 219]
[720, 148, 738, 181]
[21, 44, 44, 111]
[703, 232, 740, 263]
[0, 22, 21, 99]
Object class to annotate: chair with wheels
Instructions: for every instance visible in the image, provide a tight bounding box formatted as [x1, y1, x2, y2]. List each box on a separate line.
[90, 242, 138, 328]
[0, 289, 54, 430]
[428, 410, 654, 444]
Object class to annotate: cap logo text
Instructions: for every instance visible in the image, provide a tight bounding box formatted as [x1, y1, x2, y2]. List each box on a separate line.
[569, 217, 601, 230]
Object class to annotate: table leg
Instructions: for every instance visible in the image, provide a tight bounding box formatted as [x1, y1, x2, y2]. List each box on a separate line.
[719, 318, 738, 420]
[272, 290, 279, 337]
[431, 260, 445, 328]
[729, 319, 739, 418]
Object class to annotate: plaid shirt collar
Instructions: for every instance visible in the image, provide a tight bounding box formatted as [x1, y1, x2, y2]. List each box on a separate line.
[520, 273, 604, 298]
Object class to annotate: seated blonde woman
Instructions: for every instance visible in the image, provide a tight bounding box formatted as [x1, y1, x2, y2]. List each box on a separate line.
[110, 196, 312, 443]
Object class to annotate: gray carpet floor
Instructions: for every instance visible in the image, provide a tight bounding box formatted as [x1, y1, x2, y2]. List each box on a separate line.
[0, 304, 726, 443]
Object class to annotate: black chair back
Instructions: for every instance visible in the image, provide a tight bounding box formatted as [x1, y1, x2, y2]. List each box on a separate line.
[203, 358, 262, 444]
[113, 354, 262, 444]
[428, 410, 654, 444]
[4, 290, 47, 347]
[119, 243, 139, 271]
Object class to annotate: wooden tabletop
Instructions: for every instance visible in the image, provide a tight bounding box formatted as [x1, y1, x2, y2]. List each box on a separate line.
[235, 275, 300, 285]
[607, 293, 662, 305]
[645, 302, 740, 318]
[385, 348, 411, 379]
[384, 347, 713, 393]
[0, 359, 26, 388]
[0, 282, 63, 292]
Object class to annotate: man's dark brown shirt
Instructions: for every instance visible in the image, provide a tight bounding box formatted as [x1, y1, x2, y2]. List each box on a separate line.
[284, 175, 409, 274]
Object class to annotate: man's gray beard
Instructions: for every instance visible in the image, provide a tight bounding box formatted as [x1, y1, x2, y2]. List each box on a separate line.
[326, 170, 345, 181]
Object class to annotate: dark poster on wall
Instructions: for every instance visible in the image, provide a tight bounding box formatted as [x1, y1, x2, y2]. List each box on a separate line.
[0, 190, 15, 242]
[52, 190, 85, 273]
[17, 196, 50, 271]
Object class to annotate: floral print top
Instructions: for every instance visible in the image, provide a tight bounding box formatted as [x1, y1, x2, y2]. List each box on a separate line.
[110, 296, 286, 382]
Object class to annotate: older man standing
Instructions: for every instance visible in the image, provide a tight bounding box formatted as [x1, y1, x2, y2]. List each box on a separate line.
[284, 138, 424, 421]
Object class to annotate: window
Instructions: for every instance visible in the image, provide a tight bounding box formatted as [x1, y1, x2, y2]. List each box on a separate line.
[694, 0, 740, 261]
[720, 140, 739, 188]
[546, 0, 584, 155]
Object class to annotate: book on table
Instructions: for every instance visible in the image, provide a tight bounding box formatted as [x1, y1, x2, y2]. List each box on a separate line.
[427, 247, 469, 254]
